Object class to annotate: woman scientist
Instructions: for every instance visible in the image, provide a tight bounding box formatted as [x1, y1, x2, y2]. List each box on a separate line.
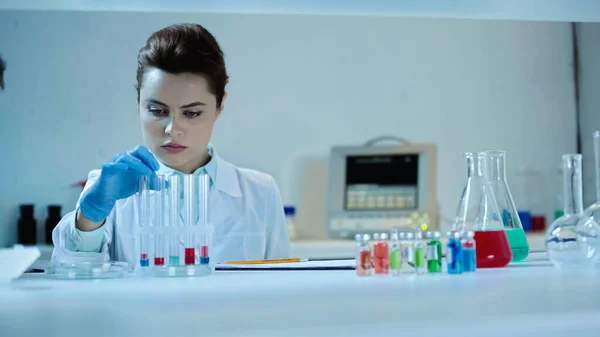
[51, 24, 290, 266]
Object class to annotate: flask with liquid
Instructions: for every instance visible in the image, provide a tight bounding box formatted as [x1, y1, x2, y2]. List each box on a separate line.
[486, 150, 529, 262]
[453, 152, 512, 268]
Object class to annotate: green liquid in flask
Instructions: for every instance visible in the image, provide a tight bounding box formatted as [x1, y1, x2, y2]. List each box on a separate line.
[505, 228, 529, 262]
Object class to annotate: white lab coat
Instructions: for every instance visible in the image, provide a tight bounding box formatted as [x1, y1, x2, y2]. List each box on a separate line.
[50, 147, 290, 268]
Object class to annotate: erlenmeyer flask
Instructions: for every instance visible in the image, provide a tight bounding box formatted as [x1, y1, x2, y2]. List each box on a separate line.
[546, 154, 600, 268]
[453, 152, 512, 268]
[487, 150, 529, 262]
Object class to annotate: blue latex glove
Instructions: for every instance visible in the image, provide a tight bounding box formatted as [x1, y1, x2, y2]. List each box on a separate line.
[79, 146, 160, 223]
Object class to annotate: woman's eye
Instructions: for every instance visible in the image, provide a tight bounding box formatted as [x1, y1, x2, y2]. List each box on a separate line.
[184, 110, 203, 118]
[149, 108, 167, 117]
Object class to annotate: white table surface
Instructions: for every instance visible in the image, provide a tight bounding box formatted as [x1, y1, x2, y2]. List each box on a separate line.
[33, 233, 548, 260]
[1, 252, 599, 337]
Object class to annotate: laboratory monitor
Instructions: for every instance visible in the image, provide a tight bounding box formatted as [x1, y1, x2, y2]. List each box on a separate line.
[327, 143, 439, 239]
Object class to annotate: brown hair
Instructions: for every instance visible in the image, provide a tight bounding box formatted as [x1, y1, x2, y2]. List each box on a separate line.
[0, 55, 5, 90]
[136, 24, 229, 107]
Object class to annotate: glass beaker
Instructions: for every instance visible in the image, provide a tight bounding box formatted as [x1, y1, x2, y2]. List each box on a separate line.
[453, 152, 512, 268]
[546, 154, 600, 268]
[487, 150, 529, 262]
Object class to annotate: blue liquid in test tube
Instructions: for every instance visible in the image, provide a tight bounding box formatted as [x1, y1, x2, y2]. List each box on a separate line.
[446, 231, 463, 274]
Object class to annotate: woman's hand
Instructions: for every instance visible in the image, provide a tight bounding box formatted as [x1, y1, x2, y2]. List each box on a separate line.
[78, 146, 159, 225]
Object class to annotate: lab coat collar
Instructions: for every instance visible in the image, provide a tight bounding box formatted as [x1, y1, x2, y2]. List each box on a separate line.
[156, 144, 242, 198]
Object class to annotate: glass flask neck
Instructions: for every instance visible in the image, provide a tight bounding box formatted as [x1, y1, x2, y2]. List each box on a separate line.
[562, 154, 584, 215]
[594, 131, 600, 203]
[475, 153, 487, 178]
[465, 153, 475, 178]
[456, 152, 504, 232]
[487, 151, 506, 181]
[465, 152, 487, 178]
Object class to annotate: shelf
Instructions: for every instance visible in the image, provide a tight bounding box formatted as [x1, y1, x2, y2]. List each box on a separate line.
[1, 0, 599, 23]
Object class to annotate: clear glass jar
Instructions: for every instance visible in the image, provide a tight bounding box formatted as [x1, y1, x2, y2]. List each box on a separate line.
[546, 154, 600, 268]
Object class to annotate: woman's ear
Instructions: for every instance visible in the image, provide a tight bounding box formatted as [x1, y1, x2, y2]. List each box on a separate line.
[217, 92, 227, 118]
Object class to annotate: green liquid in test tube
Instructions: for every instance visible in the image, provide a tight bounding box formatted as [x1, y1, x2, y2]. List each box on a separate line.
[389, 228, 401, 276]
[168, 174, 181, 266]
[414, 231, 426, 274]
[426, 231, 443, 273]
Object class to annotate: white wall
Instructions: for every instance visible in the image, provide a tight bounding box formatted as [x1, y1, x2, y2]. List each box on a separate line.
[578, 23, 600, 207]
[0, 11, 577, 247]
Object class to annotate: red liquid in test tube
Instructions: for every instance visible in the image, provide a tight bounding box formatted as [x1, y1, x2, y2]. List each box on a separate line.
[373, 233, 389, 274]
[185, 248, 195, 265]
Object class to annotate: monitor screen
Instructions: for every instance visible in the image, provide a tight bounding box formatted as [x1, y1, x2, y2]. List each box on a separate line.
[344, 154, 419, 210]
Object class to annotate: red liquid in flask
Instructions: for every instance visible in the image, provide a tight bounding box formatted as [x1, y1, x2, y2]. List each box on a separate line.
[154, 257, 164, 266]
[185, 248, 195, 265]
[473, 230, 512, 268]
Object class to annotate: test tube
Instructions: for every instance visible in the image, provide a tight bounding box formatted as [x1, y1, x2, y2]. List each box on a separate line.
[462, 231, 477, 272]
[426, 231, 443, 273]
[168, 174, 181, 266]
[183, 174, 196, 265]
[355, 234, 373, 276]
[373, 233, 389, 275]
[389, 228, 401, 276]
[152, 175, 166, 266]
[198, 173, 210, 265]
[401, 232, 414, 274]
[414, 231, 426, 274]
[139, 176, 150, 267]
[447, 231, 463, 274]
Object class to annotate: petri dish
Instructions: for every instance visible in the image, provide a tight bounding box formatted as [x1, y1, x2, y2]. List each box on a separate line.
[46, 261, 130, 280]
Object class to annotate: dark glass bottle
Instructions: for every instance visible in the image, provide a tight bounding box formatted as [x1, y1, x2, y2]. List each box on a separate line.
[18, 204, 37, 245]
[46, 205, 62, 244]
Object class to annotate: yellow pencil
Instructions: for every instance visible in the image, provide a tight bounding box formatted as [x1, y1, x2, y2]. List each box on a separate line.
[223, 257, 308, 265]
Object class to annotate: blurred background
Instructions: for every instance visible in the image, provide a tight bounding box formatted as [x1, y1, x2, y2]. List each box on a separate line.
[0, 0, 599, 252]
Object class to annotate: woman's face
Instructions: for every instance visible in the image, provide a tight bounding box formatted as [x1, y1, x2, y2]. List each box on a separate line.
[138, 68, 223, 174]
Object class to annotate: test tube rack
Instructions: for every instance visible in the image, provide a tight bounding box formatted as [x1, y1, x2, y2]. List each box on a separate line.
[136, 173, 214, 278]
